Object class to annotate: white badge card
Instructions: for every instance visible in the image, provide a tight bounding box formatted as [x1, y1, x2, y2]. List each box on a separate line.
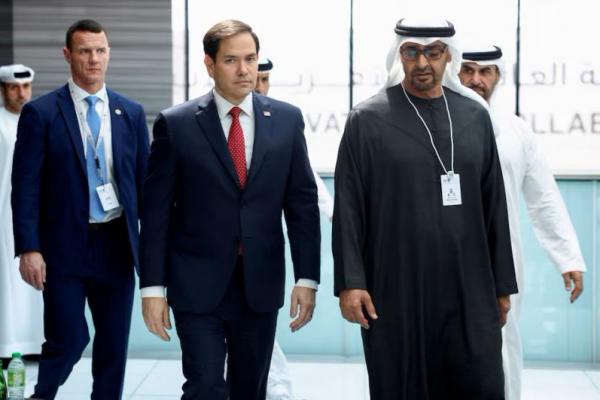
[96, 183, 120, 211]
[441, 174, 462, 206]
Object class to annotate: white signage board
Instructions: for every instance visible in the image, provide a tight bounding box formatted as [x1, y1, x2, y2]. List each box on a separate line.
[184, 0, 598, 175]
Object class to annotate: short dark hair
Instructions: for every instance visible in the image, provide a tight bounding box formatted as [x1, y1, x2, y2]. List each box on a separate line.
[66, 19, 105, 50]
[203, 20, 259, 60]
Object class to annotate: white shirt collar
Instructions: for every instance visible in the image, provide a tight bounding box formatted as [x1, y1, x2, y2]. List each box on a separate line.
[68, 78, 108, 104]
[212, 89, 254, 120]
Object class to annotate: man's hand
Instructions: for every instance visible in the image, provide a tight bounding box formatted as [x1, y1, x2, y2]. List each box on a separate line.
[497, 295, 511, 327]
[562, 271, 583, 303]
[142, 297, 172, 341]
[19, 251, 46, 290]
[289, 286, 316, 332]
[339, 289, 378, 329]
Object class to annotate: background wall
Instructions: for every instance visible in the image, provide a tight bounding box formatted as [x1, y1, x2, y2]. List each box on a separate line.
[8, 0, 172, 125]
[0, 0, 13, 65]
[185, 0, 600, 176]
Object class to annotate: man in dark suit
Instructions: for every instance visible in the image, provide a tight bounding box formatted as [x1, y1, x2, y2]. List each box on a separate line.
[11, 19, 149, 399]
[139, 19, 321, 400]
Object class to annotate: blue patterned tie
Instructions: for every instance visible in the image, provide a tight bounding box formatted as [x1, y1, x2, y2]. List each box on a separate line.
[84, 95, 107, 222]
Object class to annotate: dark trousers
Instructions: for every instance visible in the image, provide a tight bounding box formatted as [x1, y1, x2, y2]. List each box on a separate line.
[174, 257, 278, 400]
[33, 218, 134, 400]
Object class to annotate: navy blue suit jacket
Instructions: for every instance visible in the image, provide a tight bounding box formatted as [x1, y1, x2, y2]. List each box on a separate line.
[139, 91, 321, 313]
[11, 84, 149, 274]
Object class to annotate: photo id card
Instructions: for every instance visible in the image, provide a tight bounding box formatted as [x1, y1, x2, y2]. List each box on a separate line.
[96, 183, 120, 211]
[441, 174, 462, 206]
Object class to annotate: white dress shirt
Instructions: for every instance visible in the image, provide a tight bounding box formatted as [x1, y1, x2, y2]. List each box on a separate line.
[141, 90, 317, 298]
[213, 89, 255, 167]
[68, 78, 123, 222]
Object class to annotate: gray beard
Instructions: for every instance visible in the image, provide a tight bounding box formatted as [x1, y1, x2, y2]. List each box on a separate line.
[411, 75, 437, 92]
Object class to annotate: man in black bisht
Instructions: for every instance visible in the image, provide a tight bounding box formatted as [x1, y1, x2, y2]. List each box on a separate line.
[332, 17, 517, 400]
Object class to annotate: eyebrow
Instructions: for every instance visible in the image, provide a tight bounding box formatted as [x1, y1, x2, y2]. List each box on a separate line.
[76, 45, 108, 50]
[221, 53, 257, 58]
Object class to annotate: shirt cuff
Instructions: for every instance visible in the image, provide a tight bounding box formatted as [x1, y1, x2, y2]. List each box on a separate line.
[141, 286, 166, 298]
[558, 264, 586, 274]
[295, 279, 318, 290]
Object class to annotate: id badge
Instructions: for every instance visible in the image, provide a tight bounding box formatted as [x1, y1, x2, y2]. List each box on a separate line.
[96, 183, 120, 211]
[441, 173, 462, 206]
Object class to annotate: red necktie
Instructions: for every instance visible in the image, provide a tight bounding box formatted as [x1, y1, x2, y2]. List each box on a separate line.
[228, 106, 247, 188]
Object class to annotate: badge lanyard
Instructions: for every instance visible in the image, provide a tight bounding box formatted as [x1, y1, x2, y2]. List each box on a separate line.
[401, 83, 455, 176]
[72, 89, 121, 213]
[401, 83, 462, 206]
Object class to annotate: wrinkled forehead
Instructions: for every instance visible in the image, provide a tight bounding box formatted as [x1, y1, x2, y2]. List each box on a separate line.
[71, 30, 109, 45]
[3, 81, 31, 88]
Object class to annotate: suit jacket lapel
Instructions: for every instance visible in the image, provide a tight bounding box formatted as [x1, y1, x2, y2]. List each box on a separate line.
[247, 95, 271, 186]
[108, 89, 125, 182]
[195, 93, 240, 187]
[57, 85, 86, 175]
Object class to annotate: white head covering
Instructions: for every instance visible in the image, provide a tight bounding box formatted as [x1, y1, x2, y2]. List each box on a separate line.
[461, 43, 505, 108]
[384, 17, 489, 111]
[0, 64, 35, 84]
[258, 57, 273, 72]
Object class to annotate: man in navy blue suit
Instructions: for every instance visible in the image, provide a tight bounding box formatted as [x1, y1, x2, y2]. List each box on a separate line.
[11, 19, 149, 399]
[139, 19, 321, 399]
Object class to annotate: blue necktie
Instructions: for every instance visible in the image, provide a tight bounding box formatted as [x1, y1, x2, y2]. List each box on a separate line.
[84, 95, 107, 222]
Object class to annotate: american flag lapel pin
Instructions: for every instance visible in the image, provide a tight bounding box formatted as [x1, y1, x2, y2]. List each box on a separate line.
[263, 110, 271, 117]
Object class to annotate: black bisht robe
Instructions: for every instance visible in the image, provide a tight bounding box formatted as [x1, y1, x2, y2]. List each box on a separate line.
[332, 84, 518, 400]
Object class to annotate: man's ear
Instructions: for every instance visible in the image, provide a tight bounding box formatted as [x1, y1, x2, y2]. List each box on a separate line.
[204, 54, 215, 78]
[63, 47, 71, 64]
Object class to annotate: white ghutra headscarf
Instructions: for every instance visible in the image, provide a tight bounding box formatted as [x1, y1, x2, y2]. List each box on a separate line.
[461, 43, 506, 109]
[384, 17, 490, 112]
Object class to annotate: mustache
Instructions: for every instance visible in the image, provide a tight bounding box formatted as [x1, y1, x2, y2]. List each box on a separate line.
[467, 83, 485, 90]
[411, 66, 433, 75]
